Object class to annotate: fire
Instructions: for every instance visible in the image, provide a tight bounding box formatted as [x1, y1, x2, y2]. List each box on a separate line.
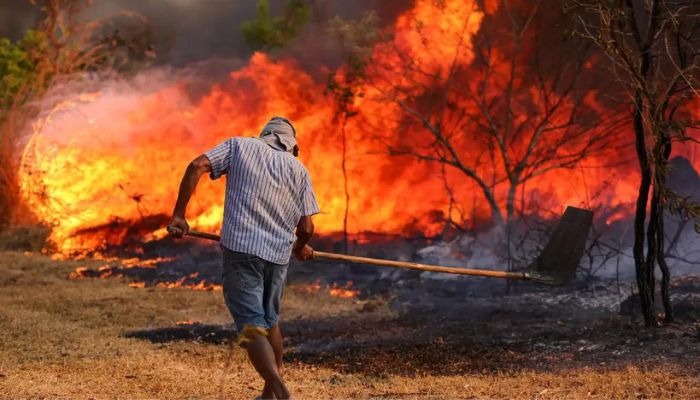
[296, 279, 322, 294]
[66, 256, 221, 291]
[293, 279, 359, 299]
[328, 281, 360, 299]
[155, 278, 222, 291]
[68, 266, 90, 279]
[176, 320, 199, 326]
[15, 0, 699, 256]
[68, 256, 173, 278]
[69, 264, 121, 279]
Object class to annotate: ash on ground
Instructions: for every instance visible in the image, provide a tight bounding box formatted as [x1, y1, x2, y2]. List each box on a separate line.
[76, 226, 700, 378]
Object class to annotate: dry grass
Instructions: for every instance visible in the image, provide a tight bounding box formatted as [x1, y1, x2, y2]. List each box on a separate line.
[0, 225, 52, 252]
[1, 251, 699, 399]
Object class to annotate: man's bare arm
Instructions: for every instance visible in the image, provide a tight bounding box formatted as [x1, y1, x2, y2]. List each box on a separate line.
[167, 155, 212, 237]
[293, 215, 314, 260]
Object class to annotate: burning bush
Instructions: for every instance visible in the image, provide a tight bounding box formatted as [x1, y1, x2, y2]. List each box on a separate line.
[0, 0, 150, 231]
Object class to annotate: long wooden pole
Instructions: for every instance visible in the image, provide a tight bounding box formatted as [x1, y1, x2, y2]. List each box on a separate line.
[312, 251, 526, 279]
[186, 230, 527, 280]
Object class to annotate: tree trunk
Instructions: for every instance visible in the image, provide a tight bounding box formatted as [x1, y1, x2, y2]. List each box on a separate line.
[645, 178, 659, 310]
[632, 94, 657, 326]
[505, 181, 518, 271]
[506, 182, 517, 225]
[341, 116, 350, 254]
[657, 205, 673, 322]
[504, 182, 518, 294]
[480, 185, 504, 226]
[657, 126, 674, 323]
[629, 3, 660, 325]
[0, 112, 21, 228]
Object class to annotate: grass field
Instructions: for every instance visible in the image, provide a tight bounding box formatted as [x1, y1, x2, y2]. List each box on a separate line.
[1, 250, 699, 399]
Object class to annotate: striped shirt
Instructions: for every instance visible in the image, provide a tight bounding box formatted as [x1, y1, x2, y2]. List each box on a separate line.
[204, 137, 320, 264]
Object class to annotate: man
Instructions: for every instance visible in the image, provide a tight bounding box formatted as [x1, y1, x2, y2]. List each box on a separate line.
[167, 116, 319, 400]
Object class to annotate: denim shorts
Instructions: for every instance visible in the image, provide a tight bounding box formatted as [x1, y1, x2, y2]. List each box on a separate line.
[221, 248, 288, 333]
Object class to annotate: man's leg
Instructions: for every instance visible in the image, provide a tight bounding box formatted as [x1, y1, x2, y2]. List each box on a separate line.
[243, 330, 289, 399]
[221, 250, 290, 399]
[261, 324, 284, 399]
[268, 324, 283, 368]
[260, 260, 288, 399]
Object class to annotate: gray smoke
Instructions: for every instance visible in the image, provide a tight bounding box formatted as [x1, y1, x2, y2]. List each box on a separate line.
[0, 1, 36, 39]
[0, 0, 408, 67]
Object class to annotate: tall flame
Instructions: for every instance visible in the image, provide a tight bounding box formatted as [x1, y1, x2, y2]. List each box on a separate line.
[17, 0, 699, 255]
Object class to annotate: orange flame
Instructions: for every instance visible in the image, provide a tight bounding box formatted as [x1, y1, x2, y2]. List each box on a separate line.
[296, 279, 322, 294]
[293, 279, 359, 298]
[16, 0, 700, 256]
[66, 256, 221, 291]
[176, 320, 199, 326]
[155, 278, 222, 291]
[328, 281, 360, 299]
[68, 266, 90, 279]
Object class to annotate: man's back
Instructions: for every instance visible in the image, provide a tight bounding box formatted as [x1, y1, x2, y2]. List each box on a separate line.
[168, 117, 315, 399]
[205, 137, 319, 264]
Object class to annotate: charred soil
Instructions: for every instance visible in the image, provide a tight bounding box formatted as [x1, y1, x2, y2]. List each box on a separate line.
[1, 250, 699, 399]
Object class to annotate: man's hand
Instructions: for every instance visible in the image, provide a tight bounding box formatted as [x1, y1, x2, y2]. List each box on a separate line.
[293, 216, 314, 261]
[167, 215, 190, 238]
[169, 155, 211, 239]
[293, 244, 314, 261]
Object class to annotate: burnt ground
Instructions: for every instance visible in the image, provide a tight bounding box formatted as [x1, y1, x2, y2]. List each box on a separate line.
[3, 240, 700, 398]
[122, 280, 700, 379]
[79, 234, 700, 386]
[126, 295, 700, 379]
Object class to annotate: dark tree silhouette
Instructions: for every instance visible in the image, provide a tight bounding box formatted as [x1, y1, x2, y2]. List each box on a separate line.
[569, 0, 700, 325]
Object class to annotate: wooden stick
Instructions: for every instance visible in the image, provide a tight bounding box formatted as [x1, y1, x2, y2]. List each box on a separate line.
[186, 230, 527, 280]
[313, 251, 526, 279]
[186, 230, 220, 241]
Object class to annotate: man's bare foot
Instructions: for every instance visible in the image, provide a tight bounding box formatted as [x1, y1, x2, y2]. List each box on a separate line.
[244, 333, 290, 399]
[260, 383, 276, 399]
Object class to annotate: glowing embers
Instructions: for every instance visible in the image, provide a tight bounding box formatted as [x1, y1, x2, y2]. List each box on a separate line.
[293, 279, 360, 299]
[328, 281, 360, 299]
[67, 256, 222, 291]
[154, 273, 222, 291]
[296, 279, 322, 294]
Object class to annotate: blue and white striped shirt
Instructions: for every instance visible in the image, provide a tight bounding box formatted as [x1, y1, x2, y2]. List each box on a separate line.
[204, 137, 320, 264]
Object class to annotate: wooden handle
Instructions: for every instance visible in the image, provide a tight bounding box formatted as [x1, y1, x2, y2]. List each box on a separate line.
[313, 251, 526, 280]
[186, 230, 220, 241]
[186, 230, 526, 280]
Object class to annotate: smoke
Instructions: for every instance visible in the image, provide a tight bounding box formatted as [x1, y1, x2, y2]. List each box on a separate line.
[0, 1, 36, 40]
[7, 1, 699, 290]
[85, 0, 256, 65]
[0, 0, 409, 68]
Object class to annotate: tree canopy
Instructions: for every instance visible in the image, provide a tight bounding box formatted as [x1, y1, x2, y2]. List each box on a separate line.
[241, 0, 311, 51]
[0, 29, 48, 114]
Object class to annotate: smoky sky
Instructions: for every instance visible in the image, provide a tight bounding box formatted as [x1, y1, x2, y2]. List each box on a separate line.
[0, 0, 408, 67]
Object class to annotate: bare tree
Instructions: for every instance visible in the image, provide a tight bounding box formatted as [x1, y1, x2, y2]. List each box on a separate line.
[568, 0, 700, 325]
[362, 1, 621, 227]
[327, 12, 382, 252]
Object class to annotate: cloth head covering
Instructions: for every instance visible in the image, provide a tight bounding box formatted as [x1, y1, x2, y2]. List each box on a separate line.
[259, 116, 297, 152]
